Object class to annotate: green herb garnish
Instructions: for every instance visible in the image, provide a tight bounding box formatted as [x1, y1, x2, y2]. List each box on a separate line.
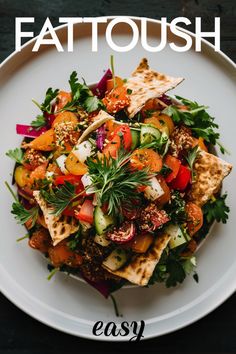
[6, 148, 24, 164]
[41, 181, 79, 216]
[184, 146, 200, 179]
[162, 96, 224, 151]
[60, 71, 104, 113]
[31, 114, 47, 130]
[32, 87, 59, 114]
[87, 150, 152, 215]
[5, 181, 39, 226]
[165, 191, 187, 224]
[203, 194, 230, 224]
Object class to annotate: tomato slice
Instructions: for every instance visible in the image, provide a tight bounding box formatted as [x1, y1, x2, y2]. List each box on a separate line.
[75, 199, 94, 224]
[185, 202, 203, 236]
[102, 85, 130, 114]
[103, 124, 132, 158]
[55, 174, 82, 186]
[130, 148, 163, 173]
[170, 165, 191, 191]
[164, 155, 181, 183]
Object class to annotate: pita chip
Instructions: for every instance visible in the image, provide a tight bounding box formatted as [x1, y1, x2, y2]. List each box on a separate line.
[33, 191, 79, 246]
[103, 233, 171, 286]
[125, 58, 184, 118]
[188, 151, 232, 206]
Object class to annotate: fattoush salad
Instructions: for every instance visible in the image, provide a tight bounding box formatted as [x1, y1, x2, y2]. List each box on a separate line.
[6, 58, 232, 298]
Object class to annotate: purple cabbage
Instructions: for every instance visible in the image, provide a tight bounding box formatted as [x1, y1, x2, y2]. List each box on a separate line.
[92, 69, 112, 98]
[96, 124, 106, 151]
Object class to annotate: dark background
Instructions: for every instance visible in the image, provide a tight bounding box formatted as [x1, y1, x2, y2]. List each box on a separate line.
[0, 0, 235, 353]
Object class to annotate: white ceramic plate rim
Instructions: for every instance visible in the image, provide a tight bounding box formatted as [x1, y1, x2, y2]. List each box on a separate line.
[0, 16, 235, 341]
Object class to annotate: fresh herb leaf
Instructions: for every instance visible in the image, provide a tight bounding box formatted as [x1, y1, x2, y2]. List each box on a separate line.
[84, 96, 103, 113]
[127, 89, 132, 95]
[5, 181, 39, 226]
[203, 194, 230, 224]
[184, 146, 199, 179]
[165, 191, 187, 224]
[87, 150, 152, 215]
[33, 88, 59, 114]
[11, 202, 39, 225]
[163, 96, 221, 148]
[6, 148, 24, 164]
[61, 71, 104, 113]
[31, 114, 47, 130]
[165, 258, 186, 287]
[67, 226, 81, 251]
[41, 181, 78, 216]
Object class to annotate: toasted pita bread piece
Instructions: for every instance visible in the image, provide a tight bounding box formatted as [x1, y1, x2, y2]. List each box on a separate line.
[125, 58, 184, 118]
[33, 191, 79, 246]
[103, 233, 171, 286]
[188, 151, 232, 206]
[77, 110, 114, 144]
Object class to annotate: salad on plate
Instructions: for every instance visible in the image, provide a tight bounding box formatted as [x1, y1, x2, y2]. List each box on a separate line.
[6, 57, 232, 298]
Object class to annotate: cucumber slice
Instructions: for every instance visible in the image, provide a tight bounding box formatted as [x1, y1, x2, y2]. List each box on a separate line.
[130, 129, 140, 149]
[94, 206, 114, 235]
[140, 124, 161, 145]
[103, 248, 129, 271]
[94, 234, 111, 247]
[166, 224, 190, 249]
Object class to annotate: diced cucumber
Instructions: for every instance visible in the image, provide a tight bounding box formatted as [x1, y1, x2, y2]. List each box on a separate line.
[130, 129, 140, 149]
[94, 234, 111, 247]
[166, 224, 190, 249]
[140, 124, 161, 145]
[103, 248, 128, 271]
[94, 206, 115, 235]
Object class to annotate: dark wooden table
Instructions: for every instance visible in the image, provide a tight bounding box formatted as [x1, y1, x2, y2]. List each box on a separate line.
[0, 0, 235, 353]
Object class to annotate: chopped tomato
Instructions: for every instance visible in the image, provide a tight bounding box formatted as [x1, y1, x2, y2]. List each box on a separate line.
[141, 98, 163, 116]
[185, 202, 203, 236]
[164, 155, 181, 183]
[102, 85, 130, 114]
[158, 114, 175, 135]
[130, 148, 163, 173]
[48, 241, 82, 268]
[75, 199, 94, 224]
[103, 124, 132, 158]
[106, 76, 124, 92]
[55, 174, 82, 186]
[170, 165, 191, 191]
[29, 162, 48, 185]
[28, 228, 52, 253]
[55, 91, 72, 111]
[130, 233, 154, 253]
[62, 205, 77, 217]
[155, 175, 171, 206]
[193, 137, 208, 152]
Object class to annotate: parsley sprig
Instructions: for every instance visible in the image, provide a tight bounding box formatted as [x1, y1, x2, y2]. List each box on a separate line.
[60, 71, 104, 113]
[163, 96, 226, 153]
[165, 191, 187, 224]
[31, 114, 47, 130]
[203, 194, 230, 224]
[32, 87, 59, 114]
[184, 146, 200, 180]
[6, 148, 24, 164]
[40, 181, 79, 216]
[5, 181, 39, 226]
[87, 150, 152, 215]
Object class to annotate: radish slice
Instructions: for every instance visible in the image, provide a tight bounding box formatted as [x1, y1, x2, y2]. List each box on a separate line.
[16, 124, 47, 138]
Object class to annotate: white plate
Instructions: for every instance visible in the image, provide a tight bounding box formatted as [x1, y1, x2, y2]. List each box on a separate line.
[0, 17, 235, 341]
